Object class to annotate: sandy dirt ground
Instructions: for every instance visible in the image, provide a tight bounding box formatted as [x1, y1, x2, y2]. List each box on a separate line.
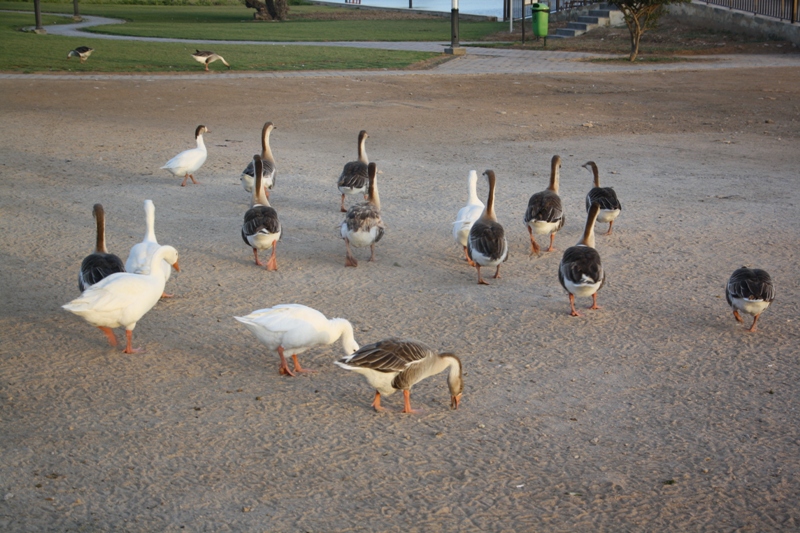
[1, 66, 799, 531]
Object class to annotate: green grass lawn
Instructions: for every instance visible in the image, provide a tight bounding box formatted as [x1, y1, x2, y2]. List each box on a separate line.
[0, 2, 506, 42]
[0, 10, 442, 73]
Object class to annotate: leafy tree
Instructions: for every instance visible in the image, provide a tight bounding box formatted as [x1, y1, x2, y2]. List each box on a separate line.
[607, 0, 689, 61]
[244, 0, 288, 21]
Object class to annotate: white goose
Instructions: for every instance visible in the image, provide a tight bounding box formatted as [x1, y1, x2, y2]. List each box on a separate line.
[191, 50, 231, 71]
[341, 162, 384, 267]
[78, 203, 125, 292]
[558, 203, 604, 317]
[161, 125, 209, 187]
[241, 121, 276, 198]
[235, 304, 359, 377]
[125, 200, 178, 297]
[583, 161, 622, 235]
[63, 245, 180, 354]
[337, 130, 370, 212]
[726, 267, 775, 332]
[524, 155, 565, 255]
[242, 155, 281, 270]
[467, 170, 508, 285]
[336, 338, 463, 414]
[452, 169, 484, 267]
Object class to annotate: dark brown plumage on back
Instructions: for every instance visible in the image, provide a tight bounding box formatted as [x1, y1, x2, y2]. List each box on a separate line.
[467, 170, 508, 285]
[337, 130, 370, 212]
[524, 155, 565, 255]
[558, 204, 604, 317]
[78, 203, 125, 292]
[242, 155, 281, 270]
[583, 161, 621, 235]
[726, 267, 775, 332]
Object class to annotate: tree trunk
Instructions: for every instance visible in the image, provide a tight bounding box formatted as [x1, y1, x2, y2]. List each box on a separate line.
[73, 0, 81, 21]
[243, 0, 288, 21]
[628, 15, 642, 61]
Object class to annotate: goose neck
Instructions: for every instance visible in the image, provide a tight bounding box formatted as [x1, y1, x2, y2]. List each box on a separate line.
[261, 126, 274, 162]
[467, 171, 481, 205]
[485, 172, 497, 220]
[581, 206, 600, 248]
[358, 135, 368, 164]
[548, 158, 560, 193]
[331, 318, 358, 353]
[144, 200, 157, 242]
[93, 204, 107, 253]
[196, 134, 206, 151]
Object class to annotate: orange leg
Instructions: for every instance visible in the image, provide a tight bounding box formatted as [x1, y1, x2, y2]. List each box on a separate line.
[463, 246, 476, 267]
[371, 391, 385, 412]
[340, 194, 347, 213]
[265, 242, 278, 271]
[277, 346, 296, 377]
[401, 390, 422, 414]
[98, 326, 117, 347]
[732, 309, 743, 323]
[589, 293, 601, 310]
[291, 354, 315, 374]
[493, 265, 502, 279]
[188, 174, 198, 185]
[476, 265, 488, 285]
[546, 233, 556, 253]
[606, 221, 614, 235]
[252, 248, 264, 267]
[748, 314, 761, 333]
[527, 226, 540, 256]
[161, 292, 174, 299]
[181, 174, 189, 187]
[569, 293, 582, 317]
[122, 330, 143, 354]
[368, 243, 376, 262]
[344, 238, 358, 268]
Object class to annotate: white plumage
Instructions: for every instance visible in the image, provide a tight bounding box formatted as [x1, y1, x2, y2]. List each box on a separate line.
[452, 170, 484, 266]
[125, 200, 176, 296]
[161, 125, 209, 187]
[234, 304, 359, 377]
[63, 245, 180, 353]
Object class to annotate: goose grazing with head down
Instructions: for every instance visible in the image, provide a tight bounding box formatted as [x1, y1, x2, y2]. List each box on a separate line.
[341, 162, 384, 268]
[235, 304, 359, 377]
[78, 203, 125, 292]
[125, 200, 178, 298]
[452, 170, 485, 267]
[559, 203, 605, 317]
[726, 267, 775, 332]
[242, 154, 281, 271]
[67, 46, 94, 63]
[524, 155, 565, 255]
[336, 338, 463, 414]
[63, 245, 180, 354]
[191, 50, 231, 71]
[467, 170, 508, 285]
[337, 130, 370, 212]
[241, 121, 277, 198]
[582, 161, 621, 235]
[161, 125, 209, 187]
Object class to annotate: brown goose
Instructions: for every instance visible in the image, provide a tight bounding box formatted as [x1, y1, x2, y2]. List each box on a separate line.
[67, 46, 94, 63]
[558, 203, 605, 317]
[582, 161, 621, 235]
[335, 338, 463, 414]
[524, 155, 565, 255]
[340, 162, 384, 267]
[78, 204, 125, 292]
[242, 155, 281, 270]
[467, 170, 508, 285]
[337, 130, 370, 212]
[241, 121, 276, 198]
[191, 50, 230, 71]
[726, 267, 775, 332]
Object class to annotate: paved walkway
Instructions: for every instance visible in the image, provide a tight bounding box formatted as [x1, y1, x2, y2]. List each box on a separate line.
[4, 13, 799, 80]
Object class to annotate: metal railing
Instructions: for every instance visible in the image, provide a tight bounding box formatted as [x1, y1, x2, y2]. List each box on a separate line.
[700, 0, 799, 23]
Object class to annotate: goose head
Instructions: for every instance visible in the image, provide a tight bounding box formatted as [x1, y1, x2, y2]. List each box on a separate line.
[155, 245, 180, 273]
[441, 353, 464, 410]
[582, 161, 599, 187]
[195, 125, 210, 138]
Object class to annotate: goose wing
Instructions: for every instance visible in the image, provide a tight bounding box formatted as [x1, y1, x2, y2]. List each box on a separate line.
[468, 219, 507, 261]
[79, 253, 125, 292]
[727, 268, 775, 303]
[241, 205, 281, 244]
[586, 187, 621, 211]
[524, 190, 564, 225]
[339, 338, 429, 373]
[559, 246, 604, 288]
[338, 161, 369, 189]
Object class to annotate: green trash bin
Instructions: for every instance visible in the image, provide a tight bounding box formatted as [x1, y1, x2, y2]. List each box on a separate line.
[531, 3, 549, 38]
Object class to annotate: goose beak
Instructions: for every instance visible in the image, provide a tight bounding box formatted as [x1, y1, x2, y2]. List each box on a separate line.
[450, 393, 462, 410]
[172, 261, 181, 272]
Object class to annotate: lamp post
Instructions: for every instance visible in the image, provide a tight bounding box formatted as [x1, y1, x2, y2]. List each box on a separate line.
[444, 0, 465, 55]
[33, 0, 46, 34]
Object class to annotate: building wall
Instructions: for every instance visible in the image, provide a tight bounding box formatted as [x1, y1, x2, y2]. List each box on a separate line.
[668, 0, 800, 45]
